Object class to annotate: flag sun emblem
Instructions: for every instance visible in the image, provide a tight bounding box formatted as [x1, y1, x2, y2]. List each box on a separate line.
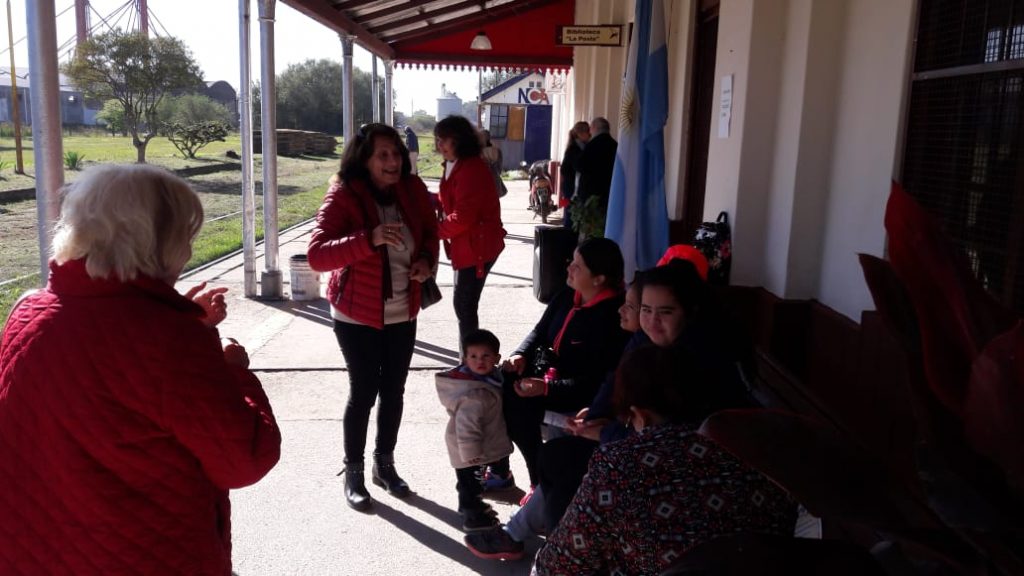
[620, 87, 637, 131]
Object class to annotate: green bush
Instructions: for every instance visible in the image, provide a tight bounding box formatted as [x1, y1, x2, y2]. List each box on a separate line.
[165, 121, 229, 159]
[63, 151, 85, 170]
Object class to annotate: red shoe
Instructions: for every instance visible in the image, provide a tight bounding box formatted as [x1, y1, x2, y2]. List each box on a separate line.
[518, 485, 536, 507]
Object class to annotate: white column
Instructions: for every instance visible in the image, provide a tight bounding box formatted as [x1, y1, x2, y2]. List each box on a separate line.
[340, 34, 355, 144]
[384, 60, 394, 126]
[26, 0, 63, 282]
[238, 0, 257, 296]
[258, 0, 281, 298]
[371, 54, 379, 122]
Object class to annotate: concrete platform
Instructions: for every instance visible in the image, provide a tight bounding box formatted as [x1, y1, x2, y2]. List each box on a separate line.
[178, 180, 563, 575]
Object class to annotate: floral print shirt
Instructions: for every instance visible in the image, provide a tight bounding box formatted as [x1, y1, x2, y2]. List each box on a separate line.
[531, 423, 796, 576]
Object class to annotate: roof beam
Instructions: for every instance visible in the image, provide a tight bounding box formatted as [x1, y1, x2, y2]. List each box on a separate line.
[332, 0, 379, 9]
[367, 0, 483, 35]
[385, 0, 555, 44]
[358, 0, 434, 25]
[281, 0, 395, 58]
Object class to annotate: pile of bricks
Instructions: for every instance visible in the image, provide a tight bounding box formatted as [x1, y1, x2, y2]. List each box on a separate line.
[253, 130, 338, 156]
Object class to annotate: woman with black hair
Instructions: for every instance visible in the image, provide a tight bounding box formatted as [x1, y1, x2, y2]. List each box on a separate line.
[433, 115, 507, 346]
[307, 123, 439, 511]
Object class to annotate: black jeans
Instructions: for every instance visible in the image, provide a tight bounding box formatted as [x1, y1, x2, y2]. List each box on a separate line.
[453, 261, 494, 348]
[502, 379, 546, 486]
[333, 319, 417, 465]
[538, 435, 599, 530]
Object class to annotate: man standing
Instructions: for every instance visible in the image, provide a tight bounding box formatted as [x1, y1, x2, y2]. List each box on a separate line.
[404, 125, 419, 175]
[575, 117, 617, 229]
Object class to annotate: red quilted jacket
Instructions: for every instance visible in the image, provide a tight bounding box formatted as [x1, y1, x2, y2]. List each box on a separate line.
[0, 259, 281, 575]
[307, 176, 439, 328]
[438, 156, 506, 276]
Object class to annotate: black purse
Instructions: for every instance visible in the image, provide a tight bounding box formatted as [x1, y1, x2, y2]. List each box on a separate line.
[419, 277, 442, 309]
[693, 211, 732, 285]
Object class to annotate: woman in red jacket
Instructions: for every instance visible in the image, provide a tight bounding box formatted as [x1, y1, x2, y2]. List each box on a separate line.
[307, 123, 439, 511]
[0, 164, 281, 575]
[434, 115, 507, 347]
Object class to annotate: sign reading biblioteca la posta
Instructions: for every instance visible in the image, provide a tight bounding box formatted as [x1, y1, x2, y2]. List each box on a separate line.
[556, 25, 623, 47]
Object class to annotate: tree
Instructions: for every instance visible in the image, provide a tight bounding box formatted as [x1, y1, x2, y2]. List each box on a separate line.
[63, 31, 203, 163]
[166, 121, 229, 159]
[157, 94, 234, 135]
[275, 59, 386, 134]
[481, 70, 519, 93]
[95, 98, 126, 136]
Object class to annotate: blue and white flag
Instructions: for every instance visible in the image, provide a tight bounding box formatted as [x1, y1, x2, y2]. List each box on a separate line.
[605, 0, 670, 282]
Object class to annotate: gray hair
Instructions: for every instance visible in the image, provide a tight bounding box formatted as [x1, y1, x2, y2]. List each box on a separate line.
[52, 164, 203, 283]
[591, 117, 611, 134]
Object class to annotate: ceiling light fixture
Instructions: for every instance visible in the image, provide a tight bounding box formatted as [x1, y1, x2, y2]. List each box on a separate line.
[470, 30, 492, 51]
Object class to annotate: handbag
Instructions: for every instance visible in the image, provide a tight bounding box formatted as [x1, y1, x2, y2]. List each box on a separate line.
[419, 277, 443, 309]
[693, 211, 732, 285]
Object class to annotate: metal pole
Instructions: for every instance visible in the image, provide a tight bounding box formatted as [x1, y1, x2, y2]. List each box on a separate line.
[137, 0, 148, 36]
[7, 0, 24, 174]
[383, 60, 394, 126]
[238, 0, 257, 297]
[257, 0, 281, 298]
[340, 34, 354, 144]
[371, 54, 378, 122]
[26, 0, 64, 284]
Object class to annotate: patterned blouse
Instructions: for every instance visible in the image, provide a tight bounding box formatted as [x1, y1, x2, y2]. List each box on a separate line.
[531, 423, 796, 576]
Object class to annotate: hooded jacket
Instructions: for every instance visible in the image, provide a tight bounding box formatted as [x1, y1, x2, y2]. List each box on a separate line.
[435, 368, 513, 469]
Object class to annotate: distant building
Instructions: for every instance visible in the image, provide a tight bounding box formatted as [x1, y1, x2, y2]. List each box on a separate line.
[478, 71, 552, 168]
[436, 83, 462, 120]
[203, 80, 239, 126]
[0, 67, 98, 126]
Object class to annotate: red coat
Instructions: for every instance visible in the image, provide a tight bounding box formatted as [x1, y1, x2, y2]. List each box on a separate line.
[438, 156, 506, 276]
[0, 259, 281, 575]
[307, 176, 440, 328]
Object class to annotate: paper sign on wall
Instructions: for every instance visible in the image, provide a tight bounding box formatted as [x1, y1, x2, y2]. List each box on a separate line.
[718, 74, 733, 139]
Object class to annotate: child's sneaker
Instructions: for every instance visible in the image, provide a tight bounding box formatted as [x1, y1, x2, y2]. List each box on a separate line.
[461, 506, 500, 532]
[464, 527, 525, 561]
[482, 468, 515, 491]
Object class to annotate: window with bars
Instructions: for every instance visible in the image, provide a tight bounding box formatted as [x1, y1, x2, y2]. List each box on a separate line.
[489, 104, 509, 138]
[902, 0, 1024, 311]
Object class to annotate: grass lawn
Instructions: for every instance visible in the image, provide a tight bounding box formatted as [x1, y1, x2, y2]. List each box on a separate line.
[0, 132, 340, 322]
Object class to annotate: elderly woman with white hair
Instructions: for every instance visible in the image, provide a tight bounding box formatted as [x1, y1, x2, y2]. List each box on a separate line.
[0, 164, 281, 575]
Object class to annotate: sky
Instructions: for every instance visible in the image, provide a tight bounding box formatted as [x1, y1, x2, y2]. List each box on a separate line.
[5, 0, 481, 116]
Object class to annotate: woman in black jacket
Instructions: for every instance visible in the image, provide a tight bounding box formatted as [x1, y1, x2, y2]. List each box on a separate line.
[493, 237, 631, 492]
[559, 121, 590, 229]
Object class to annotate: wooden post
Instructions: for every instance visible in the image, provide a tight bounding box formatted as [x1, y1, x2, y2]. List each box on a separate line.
[7, 0, 24, 174]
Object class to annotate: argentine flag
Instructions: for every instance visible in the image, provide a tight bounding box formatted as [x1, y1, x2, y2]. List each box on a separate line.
[605, 0, 670, 282]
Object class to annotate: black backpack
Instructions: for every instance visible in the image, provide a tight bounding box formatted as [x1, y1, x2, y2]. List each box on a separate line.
[693, 211, 732, 285]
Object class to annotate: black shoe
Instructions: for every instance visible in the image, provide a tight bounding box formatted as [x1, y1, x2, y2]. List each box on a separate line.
[461, 506, 500, 532]
[464, 527, 525, 561]
[372, 453, 411, 498]
[339, 465, 372, 511]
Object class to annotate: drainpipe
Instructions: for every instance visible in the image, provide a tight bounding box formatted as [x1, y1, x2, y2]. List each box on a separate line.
[238, 0, 257, 297]
[340, 34, 354, 144]
[257, 0, 281, 299]
[383, 60, 394, 126]
[26, 0, 63, 283]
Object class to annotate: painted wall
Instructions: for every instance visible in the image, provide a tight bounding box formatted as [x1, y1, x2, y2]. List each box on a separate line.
[816, 0, 916, 318]
[572, 0, 631, 137]
[663, 0, 696, 219]
[697, 0, 917, 320]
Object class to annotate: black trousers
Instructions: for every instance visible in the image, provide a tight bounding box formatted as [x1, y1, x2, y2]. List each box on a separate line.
[452, 261, 494, 348]
[538, 435, 599, 530]
[333, 319, 417, 465]
[502, 379, 546, 486]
